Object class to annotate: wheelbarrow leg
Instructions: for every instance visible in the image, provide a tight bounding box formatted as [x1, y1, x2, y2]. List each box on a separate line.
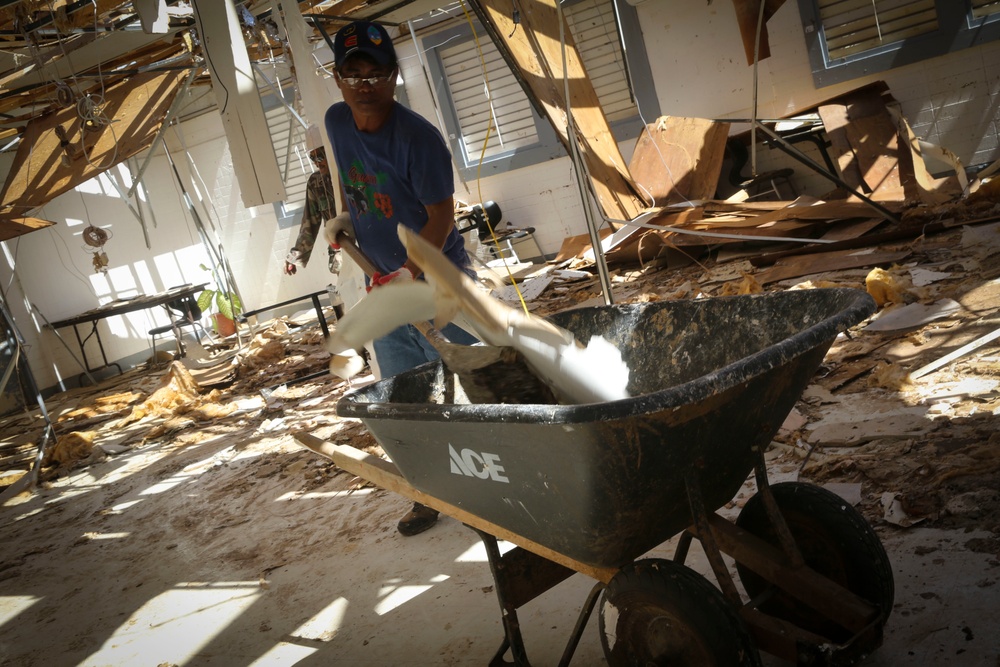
[470, 527, 601, 667]
[684, 470, 744, 606]
[474, 528, 532, 667]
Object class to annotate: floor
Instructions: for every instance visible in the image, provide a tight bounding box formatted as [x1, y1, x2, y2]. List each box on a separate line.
[3, 221, 1000, 666]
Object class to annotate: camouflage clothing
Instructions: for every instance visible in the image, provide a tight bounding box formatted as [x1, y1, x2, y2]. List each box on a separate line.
[291, 170, 338, 270]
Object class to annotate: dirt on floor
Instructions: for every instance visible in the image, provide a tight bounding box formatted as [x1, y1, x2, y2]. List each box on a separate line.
[1, 219, 1000, 665]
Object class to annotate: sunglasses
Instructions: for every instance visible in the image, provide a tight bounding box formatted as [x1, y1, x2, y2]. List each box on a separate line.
[338, 73, 394, 89]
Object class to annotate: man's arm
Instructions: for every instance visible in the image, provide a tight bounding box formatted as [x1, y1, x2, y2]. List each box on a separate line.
[285, 174, 331, 275]
[405, 196, 454, 277]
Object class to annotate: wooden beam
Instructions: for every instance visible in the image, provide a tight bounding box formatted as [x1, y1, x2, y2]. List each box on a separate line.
[0, 216, 57, 242]
[0, 0, 129, 32]
[0, 69, 188, 214]
[8, 29, 179, 91]
[472, 0, 647, 223]
[192, 0, 285, 208]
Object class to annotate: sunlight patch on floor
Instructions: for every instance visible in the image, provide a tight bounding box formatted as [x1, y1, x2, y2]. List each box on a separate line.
[374, 575, 449, 616]
[84, 582, 262, 665]
[290, 596, 349, 641]
[0, 596, 41, 627]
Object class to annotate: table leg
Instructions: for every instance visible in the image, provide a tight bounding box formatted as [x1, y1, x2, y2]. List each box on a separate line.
[311, 294, 330, 339]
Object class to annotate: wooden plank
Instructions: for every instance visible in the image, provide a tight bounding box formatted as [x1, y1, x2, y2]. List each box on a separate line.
[0, 70, 188, 214]
[474, 0, 648, 222]
[293, 433, 620, 583]
[0, 216, 57, 242]
[818, 87, 917, 202]
[729, 0, 788, 65]
[754, 249, 911, 285]
[888, 103, 962, 205]
[7, 30, 179, 91]
[817, 102, 868, 193]
[628, 116, 730, 205]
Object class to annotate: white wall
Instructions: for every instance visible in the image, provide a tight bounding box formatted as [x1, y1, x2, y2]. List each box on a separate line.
[635, 0, 1000, 192]
[1, 90, 339, 392]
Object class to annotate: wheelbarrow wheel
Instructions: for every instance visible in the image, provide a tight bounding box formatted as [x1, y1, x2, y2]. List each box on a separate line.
[735, 481, 894, 646]
[599, 558, 762, 666]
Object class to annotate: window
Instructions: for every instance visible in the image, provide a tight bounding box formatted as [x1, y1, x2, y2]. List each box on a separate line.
[424, 0, 658, 180]
[260, 90, 314, 229]
[799, 0, 1000, 87]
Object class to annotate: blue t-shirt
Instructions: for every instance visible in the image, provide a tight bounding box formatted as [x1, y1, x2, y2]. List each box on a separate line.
[325, 102, 469, 275]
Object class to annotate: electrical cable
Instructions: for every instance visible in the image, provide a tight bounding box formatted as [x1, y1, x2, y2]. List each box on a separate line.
[191, 0, 230, 115]
[456, 0, 532, 313]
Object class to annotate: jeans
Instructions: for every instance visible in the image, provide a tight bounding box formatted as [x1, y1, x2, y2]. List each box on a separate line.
[373, 322, 479, 379]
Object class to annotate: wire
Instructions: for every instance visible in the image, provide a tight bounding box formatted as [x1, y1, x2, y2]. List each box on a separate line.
[456, 0, 532, 313]
[191, 0, 230, 115]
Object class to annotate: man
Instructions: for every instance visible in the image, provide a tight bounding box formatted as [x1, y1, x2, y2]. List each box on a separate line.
[323, 20, 478, 537]
[284, 126, 339, 277]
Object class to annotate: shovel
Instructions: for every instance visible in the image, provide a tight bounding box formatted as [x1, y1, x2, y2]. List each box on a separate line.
[332, 233, 558, 405]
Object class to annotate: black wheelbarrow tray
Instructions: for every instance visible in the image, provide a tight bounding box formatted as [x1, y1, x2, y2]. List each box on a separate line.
[295, 287, 894, 666]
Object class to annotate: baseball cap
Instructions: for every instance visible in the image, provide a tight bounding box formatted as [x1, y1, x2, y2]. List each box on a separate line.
[334, 21, 397, 69]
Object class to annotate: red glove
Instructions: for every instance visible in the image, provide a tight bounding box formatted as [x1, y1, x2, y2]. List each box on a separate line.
[367, 266, 415, 292]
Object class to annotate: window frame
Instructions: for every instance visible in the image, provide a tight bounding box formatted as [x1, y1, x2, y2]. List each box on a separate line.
[799, 0, 1000, 88]
[422, 0, 658, 181]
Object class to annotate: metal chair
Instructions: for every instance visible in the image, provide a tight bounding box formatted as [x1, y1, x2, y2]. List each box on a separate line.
[148, 294, 212, 365]
[456, 201, 544, 264]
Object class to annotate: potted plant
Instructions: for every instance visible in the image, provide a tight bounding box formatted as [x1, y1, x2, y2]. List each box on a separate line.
[196, 264, 243, 336]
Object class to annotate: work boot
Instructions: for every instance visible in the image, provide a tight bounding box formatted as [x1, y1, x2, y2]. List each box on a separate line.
[397, 502, 439, 536]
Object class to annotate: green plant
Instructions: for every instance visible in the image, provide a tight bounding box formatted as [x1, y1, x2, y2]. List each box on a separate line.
[196, 264, 243, 321]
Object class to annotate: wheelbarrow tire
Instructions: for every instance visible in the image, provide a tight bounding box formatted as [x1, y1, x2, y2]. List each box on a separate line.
[735, 481, 894, 646]
[599, 558, 762, 667]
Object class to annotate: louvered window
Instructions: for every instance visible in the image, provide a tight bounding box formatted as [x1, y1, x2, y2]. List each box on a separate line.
[563, 0, 635, 123]
[440, 37, 541, 162]
[260, 91, 314, 227]
[819, 0, 937, 62]
[800, 0, 1000, 87]
[424, 0, 657, 179]
[971, 0, 1000, 19]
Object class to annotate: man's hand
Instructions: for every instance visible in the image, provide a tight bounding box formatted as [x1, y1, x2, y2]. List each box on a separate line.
[324, 212, 354, 249]
[367, 266, 414, 292]
[284, 249, 303, 275]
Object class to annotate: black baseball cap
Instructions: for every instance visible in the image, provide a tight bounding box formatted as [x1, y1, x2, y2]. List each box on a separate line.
[334, 21, 397, 69]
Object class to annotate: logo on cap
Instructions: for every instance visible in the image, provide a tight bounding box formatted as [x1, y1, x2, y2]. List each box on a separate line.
[367, 25, 383, 46]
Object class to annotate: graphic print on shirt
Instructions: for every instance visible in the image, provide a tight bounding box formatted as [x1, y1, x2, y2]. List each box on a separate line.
[343, 159, 392, 220]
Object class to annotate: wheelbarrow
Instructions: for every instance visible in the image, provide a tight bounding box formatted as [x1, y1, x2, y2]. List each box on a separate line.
[295, 287, 892, 666]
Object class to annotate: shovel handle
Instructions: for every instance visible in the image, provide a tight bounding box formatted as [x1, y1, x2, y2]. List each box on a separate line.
[336, 232, 378, 277]
[334, 232, 450, 348]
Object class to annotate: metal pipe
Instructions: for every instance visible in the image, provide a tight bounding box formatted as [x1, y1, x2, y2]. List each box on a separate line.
[558, 0, 613, 304]
[125, 66, 198, 199]
[251, 62, 310, 130]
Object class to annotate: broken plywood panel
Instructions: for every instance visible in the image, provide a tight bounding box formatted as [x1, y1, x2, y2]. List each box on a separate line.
[754, 249, 911, 285]
[0, 69, 188, 213]
[0, 216, 57, 243]
[817, 85, 918, 202]
[628, 116, 729, 205]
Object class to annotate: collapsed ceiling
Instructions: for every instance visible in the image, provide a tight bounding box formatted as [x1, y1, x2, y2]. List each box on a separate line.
[0, 0, 440, 240]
